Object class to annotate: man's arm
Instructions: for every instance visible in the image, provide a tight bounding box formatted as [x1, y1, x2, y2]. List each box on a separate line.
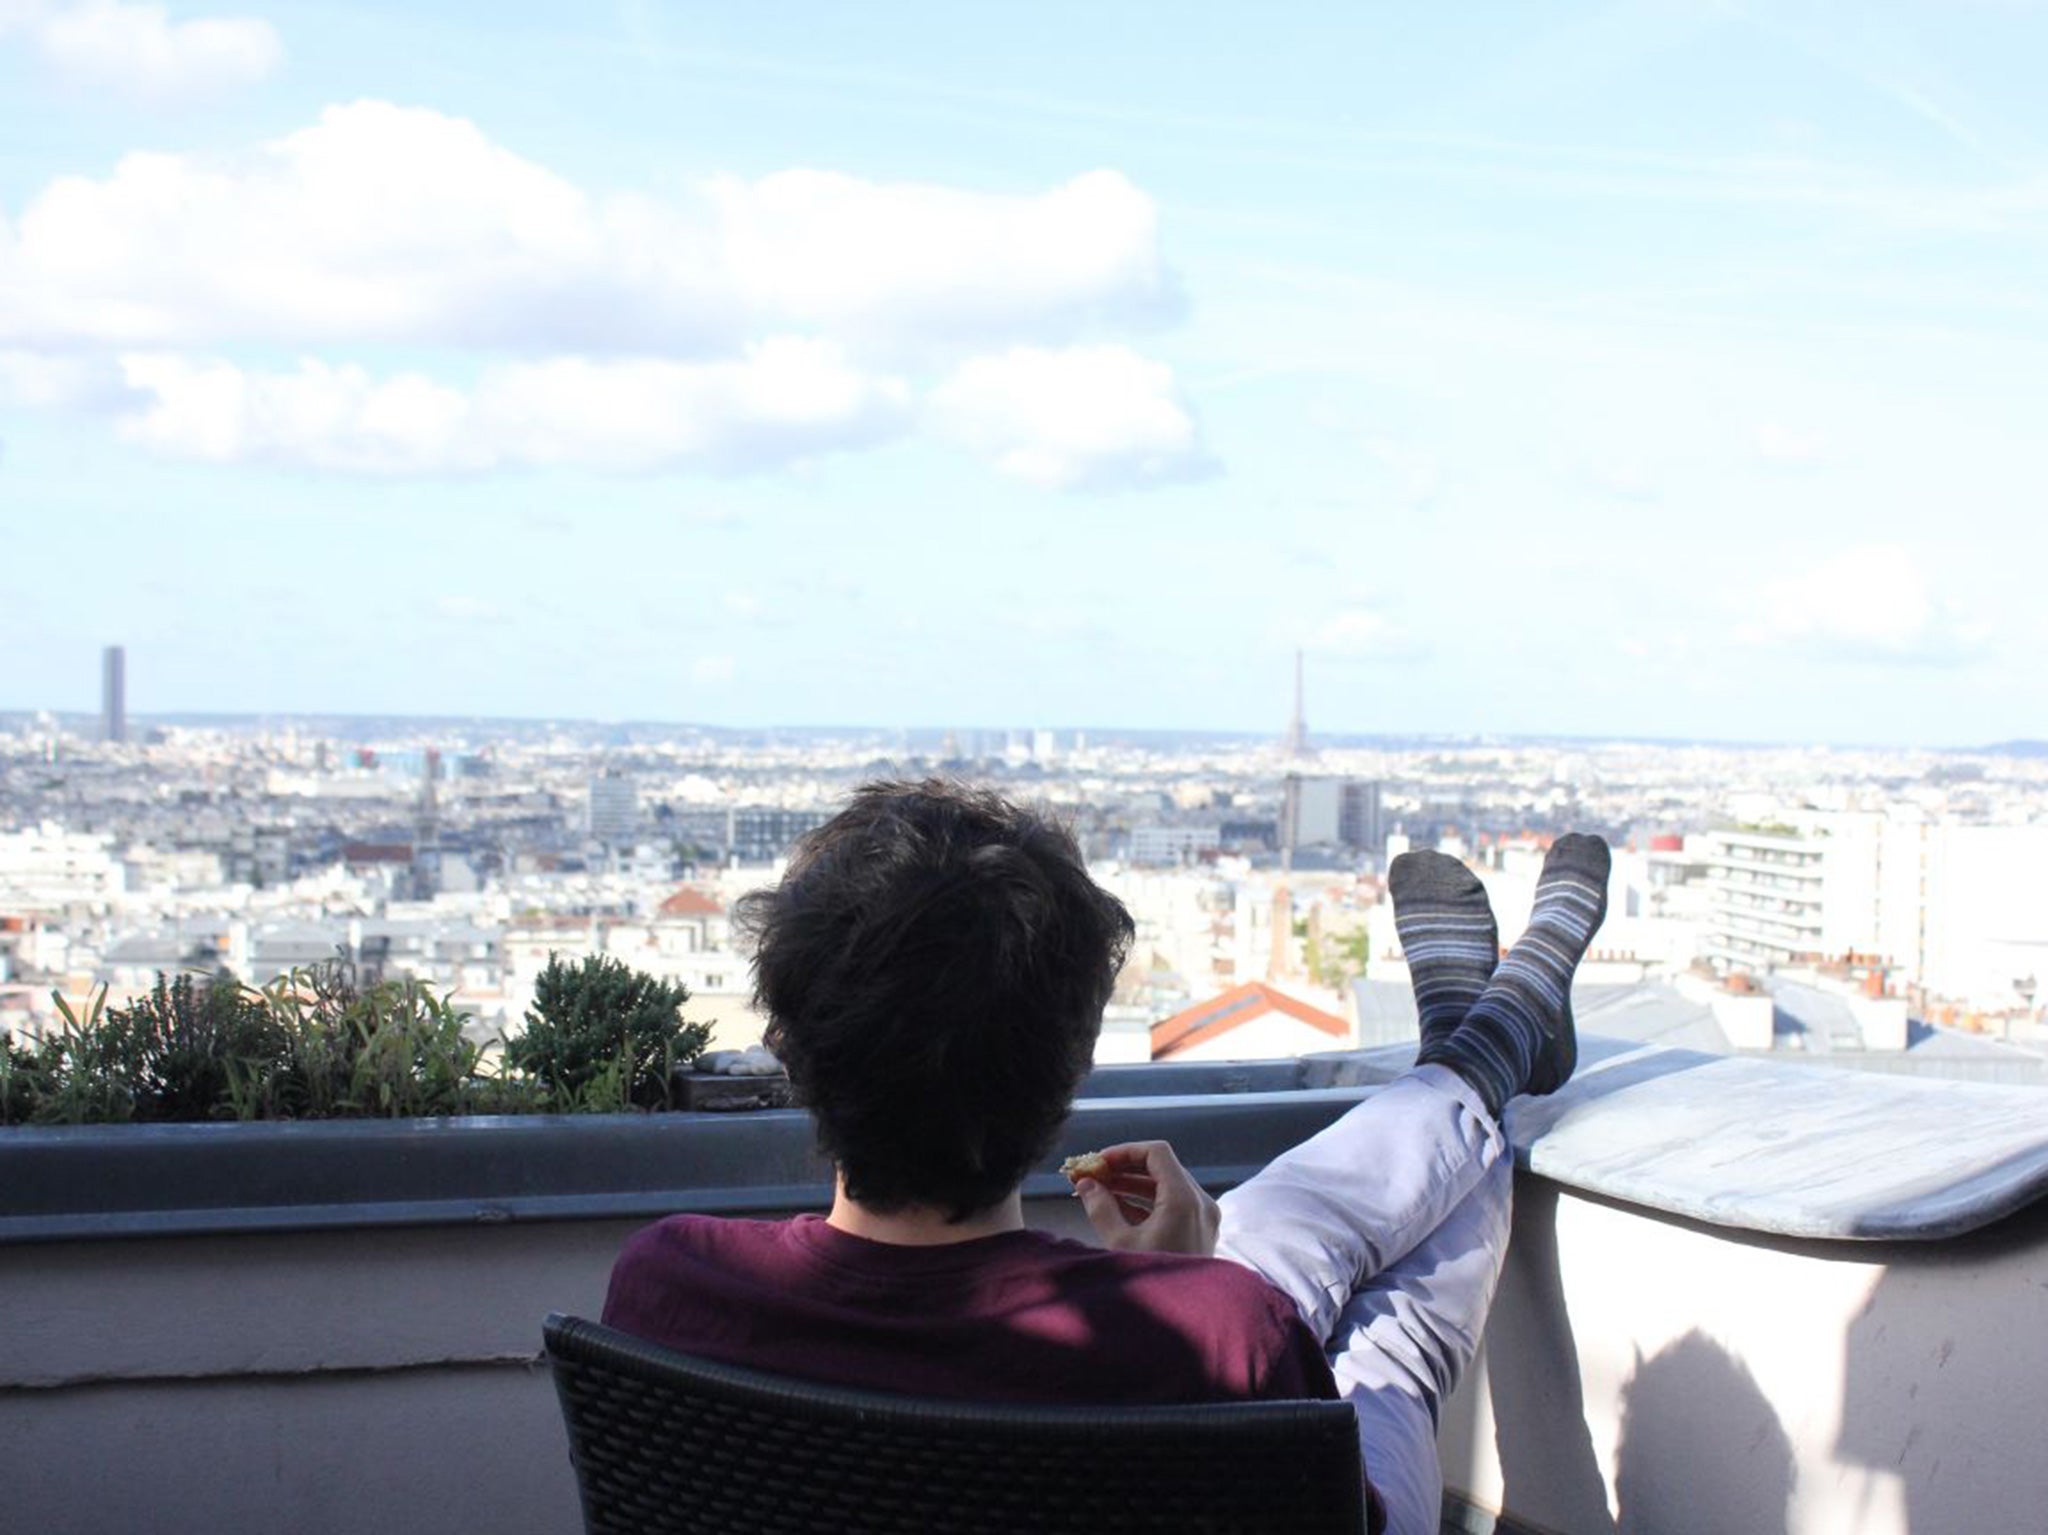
[1073, 1140, 1220, 1257]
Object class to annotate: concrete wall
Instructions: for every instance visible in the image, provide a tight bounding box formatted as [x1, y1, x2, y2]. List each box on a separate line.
[1440, 1180, 2048, 1535]
[7, 1071, 2047, 1535]
[5, 1220, 636, 1535]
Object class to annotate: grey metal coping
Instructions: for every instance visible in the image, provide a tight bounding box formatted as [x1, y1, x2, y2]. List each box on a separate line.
[3, 1039, 2046, 1245]
[0, 1070, 1362, 1244]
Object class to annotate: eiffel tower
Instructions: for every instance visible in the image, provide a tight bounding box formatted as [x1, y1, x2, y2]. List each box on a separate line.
[1282, 648, 1311, 758]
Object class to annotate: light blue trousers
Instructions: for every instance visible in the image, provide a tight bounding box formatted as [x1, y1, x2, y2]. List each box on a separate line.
[1217, 1065, 1513, 1535]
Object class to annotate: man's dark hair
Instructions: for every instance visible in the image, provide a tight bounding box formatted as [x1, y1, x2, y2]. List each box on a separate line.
[737, 779, 1134, 1221]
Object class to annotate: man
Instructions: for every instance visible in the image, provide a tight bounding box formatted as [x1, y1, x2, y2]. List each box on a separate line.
[605, 780, 1608, 1535]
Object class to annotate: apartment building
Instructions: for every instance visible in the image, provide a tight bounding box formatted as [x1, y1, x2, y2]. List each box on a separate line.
[1704, 812, 1924, 976]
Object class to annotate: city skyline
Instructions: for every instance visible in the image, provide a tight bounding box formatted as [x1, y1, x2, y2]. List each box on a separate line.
[3, 3, 2045, 744]
[8, 702, 2048, 759]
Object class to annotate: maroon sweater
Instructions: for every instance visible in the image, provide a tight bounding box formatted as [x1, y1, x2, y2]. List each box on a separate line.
[604, 1214, 1386, 1530]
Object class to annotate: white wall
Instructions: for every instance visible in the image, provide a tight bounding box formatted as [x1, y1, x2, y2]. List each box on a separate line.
[1439, 1182, 2048, 1535]
[1922, 825, 2048, 1005]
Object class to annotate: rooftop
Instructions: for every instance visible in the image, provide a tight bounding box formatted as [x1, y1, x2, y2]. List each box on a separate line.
[1150, 980, 1350, 1059]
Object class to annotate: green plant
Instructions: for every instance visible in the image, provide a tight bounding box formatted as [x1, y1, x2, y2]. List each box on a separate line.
[0, 1029, 47, 1126]
[32, 987, 137, 1125]
[243, 957, 540, 1120]
[507, 953, 709, 1111]
[104, 973, 287, 1122]
[0, 953, 717, 1126]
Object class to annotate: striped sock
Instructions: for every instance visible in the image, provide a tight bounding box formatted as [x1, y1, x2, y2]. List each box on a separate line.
[1388, 850, 1498, 1053]
[1419, 834, 1610, 1117]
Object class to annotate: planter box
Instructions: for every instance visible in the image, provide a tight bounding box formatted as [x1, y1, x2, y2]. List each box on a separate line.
[0, 1054, 1381, 1244]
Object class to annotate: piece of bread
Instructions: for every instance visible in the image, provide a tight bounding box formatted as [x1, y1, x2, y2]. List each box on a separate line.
[1059, 1151, 1112, 1184]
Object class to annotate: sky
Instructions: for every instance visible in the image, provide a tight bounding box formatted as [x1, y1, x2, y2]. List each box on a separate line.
[1, 0, 2044, 746]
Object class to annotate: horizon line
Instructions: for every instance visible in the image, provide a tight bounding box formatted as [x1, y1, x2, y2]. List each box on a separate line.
[2, 707, 2038, 758]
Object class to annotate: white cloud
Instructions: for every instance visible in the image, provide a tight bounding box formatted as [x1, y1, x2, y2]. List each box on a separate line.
[690, 656, 734, 685]
[1755, 423, 1830, 466]
[0, 103, 1201, 491]
[1362, 437, 1442, 511]
[928, 344, 1212, 491]
[2, 0, 280, 100]
[116, 339, 912, 474]
[1, 103, 619, 351]
[473, 344, 909, 472]
[435, 595, 502, 623]
[710, 167, 1176, 352]
[1579, 454, 1660, 502]
[0, 101, 1172, 356]
[0, 346, 135, 409]
[118, 354, 479, 472]
[1306, 605, 1419, 660]
[1743, 544, 1989, 664]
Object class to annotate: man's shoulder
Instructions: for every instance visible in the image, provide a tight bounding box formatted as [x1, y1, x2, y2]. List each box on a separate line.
[1007, 1235, 1311, 1346]
[616, 1211, 794, 1264]
[1046, 1234, 1275, 1290]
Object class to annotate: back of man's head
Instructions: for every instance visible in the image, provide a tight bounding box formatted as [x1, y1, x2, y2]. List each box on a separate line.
[738, 779, 1134, 1222]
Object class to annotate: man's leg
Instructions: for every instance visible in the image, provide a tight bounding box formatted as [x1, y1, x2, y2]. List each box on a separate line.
[1327, 1154, 1514, 1535]
[1216, 1070, 1512, 1535]
[1215, 1063, 1504, 1339]
[1219, 838, 1608, 1530]
[1219, 837, 1603, 1331]
[1215, 849, 1510, 1332]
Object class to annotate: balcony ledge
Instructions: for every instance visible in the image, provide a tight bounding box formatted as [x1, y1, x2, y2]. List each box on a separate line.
[5, 1040, 2046, 1247]
[7, 1041, 2048, 1535]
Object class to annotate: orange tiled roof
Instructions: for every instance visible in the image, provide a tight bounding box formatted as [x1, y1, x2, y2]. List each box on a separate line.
[657, 887, 725, 918]
[1150, 981, 1347, 1061]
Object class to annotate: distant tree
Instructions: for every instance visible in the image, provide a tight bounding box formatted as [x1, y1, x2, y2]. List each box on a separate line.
[507, 953, 710, 1111]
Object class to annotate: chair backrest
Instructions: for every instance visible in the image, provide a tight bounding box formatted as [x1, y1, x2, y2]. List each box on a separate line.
[544, 1312, 1366, 1535]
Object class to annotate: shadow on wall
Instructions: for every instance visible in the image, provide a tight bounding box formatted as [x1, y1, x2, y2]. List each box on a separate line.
[1613, 1332, 1795, 1535]
[1836, 1197, 2048, 1534]
[1484, 1179, 1617, 1534]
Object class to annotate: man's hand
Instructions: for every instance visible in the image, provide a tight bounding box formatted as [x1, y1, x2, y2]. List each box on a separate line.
[1073, 1140, 1220, 1258]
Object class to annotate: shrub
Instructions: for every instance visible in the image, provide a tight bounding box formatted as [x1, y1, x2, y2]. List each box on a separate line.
[106, 973, 288, 1122]
[0, 1030, 46, 1126]
[0, 953, 714, 1125]
[243, 957, 540, 1121]
[506, 953, 710, 1112]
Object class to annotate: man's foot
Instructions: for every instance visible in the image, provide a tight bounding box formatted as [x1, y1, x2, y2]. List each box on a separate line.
[1417, 834, 1610, 1116]
[1388, 850, 1498, 1054]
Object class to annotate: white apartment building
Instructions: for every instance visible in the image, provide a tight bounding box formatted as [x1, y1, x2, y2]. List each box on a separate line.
[1095, 865, 1289, 996]
[1473, 838, 1703, 978]
[0, 824, 126, 908]
[1129, 824, 1221, 866]
[1704, 812, 1924, 976]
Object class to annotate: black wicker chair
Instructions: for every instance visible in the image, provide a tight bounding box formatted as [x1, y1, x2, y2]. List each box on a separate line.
[544, 1312, 1367, 1534]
